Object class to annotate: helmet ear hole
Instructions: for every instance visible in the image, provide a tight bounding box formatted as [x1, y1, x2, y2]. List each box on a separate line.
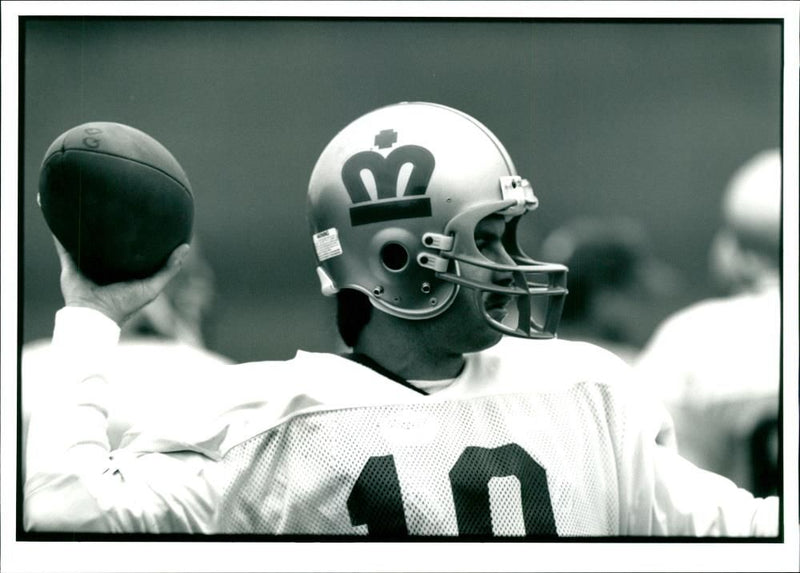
[380, 242, 409, 271]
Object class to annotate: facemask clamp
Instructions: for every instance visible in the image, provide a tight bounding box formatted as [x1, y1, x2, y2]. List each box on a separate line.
[499, 176, 538, 216]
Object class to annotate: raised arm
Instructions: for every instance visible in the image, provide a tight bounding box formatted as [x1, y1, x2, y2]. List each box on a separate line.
[23, 241, 216, 533]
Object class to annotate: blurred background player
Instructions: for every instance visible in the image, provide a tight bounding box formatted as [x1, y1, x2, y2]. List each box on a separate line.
[22, 241, 231, 461]
[540, 216, 684, 364]
[635, 148, 782, 496]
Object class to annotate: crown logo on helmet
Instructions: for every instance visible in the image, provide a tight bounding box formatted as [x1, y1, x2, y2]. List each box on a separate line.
[341, 129, 435, 227]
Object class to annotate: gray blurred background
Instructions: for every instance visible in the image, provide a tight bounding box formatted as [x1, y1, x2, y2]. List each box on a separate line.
[20, 18, 782, 363]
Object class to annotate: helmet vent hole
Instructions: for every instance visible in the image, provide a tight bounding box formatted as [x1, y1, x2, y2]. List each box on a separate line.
[380, 242, 409, 272]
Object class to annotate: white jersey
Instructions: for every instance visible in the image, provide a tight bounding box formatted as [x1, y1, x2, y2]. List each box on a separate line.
[22, 336, 232, 453]
[635, 283, 780, 493]
[23, 307, 778, 537]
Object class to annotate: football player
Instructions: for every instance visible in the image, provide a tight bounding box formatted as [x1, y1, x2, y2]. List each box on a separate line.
[24, 102, 778, 536]
[539, 216, 684, 364]
[635, 149, 782, 497]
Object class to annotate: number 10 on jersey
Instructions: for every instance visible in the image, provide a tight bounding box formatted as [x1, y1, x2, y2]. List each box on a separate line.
[347, 442, 558, 537]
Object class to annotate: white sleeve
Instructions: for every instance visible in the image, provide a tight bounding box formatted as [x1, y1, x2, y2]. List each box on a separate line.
[634, 315, 693, 407]
[617, 379, 779, 537]
[24, 307, 217, 533]
[646, 446, 779, 537]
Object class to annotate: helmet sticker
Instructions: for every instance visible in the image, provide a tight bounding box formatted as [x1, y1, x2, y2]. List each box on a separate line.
[341, 131, 435, 227]
[313, 227, 343, 262]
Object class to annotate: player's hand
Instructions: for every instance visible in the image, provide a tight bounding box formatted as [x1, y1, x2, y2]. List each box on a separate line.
[55, 238, 191, 325]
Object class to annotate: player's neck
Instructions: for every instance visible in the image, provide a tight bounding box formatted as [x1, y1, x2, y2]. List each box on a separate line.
[354, 317, 465, 381]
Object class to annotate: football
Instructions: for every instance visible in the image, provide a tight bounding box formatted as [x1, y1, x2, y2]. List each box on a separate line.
[38, 122, 194, 285]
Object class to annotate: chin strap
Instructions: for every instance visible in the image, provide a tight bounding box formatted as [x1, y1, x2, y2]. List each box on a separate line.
[343, 352, 429, 396]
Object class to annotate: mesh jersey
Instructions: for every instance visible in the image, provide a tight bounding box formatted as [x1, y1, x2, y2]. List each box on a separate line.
[214, 385, 625, 536]
[171, 336, 769, 537]
[25, 309, 778, 536]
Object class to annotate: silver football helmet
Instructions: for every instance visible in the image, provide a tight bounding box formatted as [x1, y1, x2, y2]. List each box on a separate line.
[307, 102, 567, 338]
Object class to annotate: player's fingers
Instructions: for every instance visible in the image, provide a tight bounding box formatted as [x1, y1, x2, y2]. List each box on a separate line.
[52, 236, 72, 266]
[166, 243, 191, 271]
[141, 243, 191, 295]
[52, 236, 83, 280]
